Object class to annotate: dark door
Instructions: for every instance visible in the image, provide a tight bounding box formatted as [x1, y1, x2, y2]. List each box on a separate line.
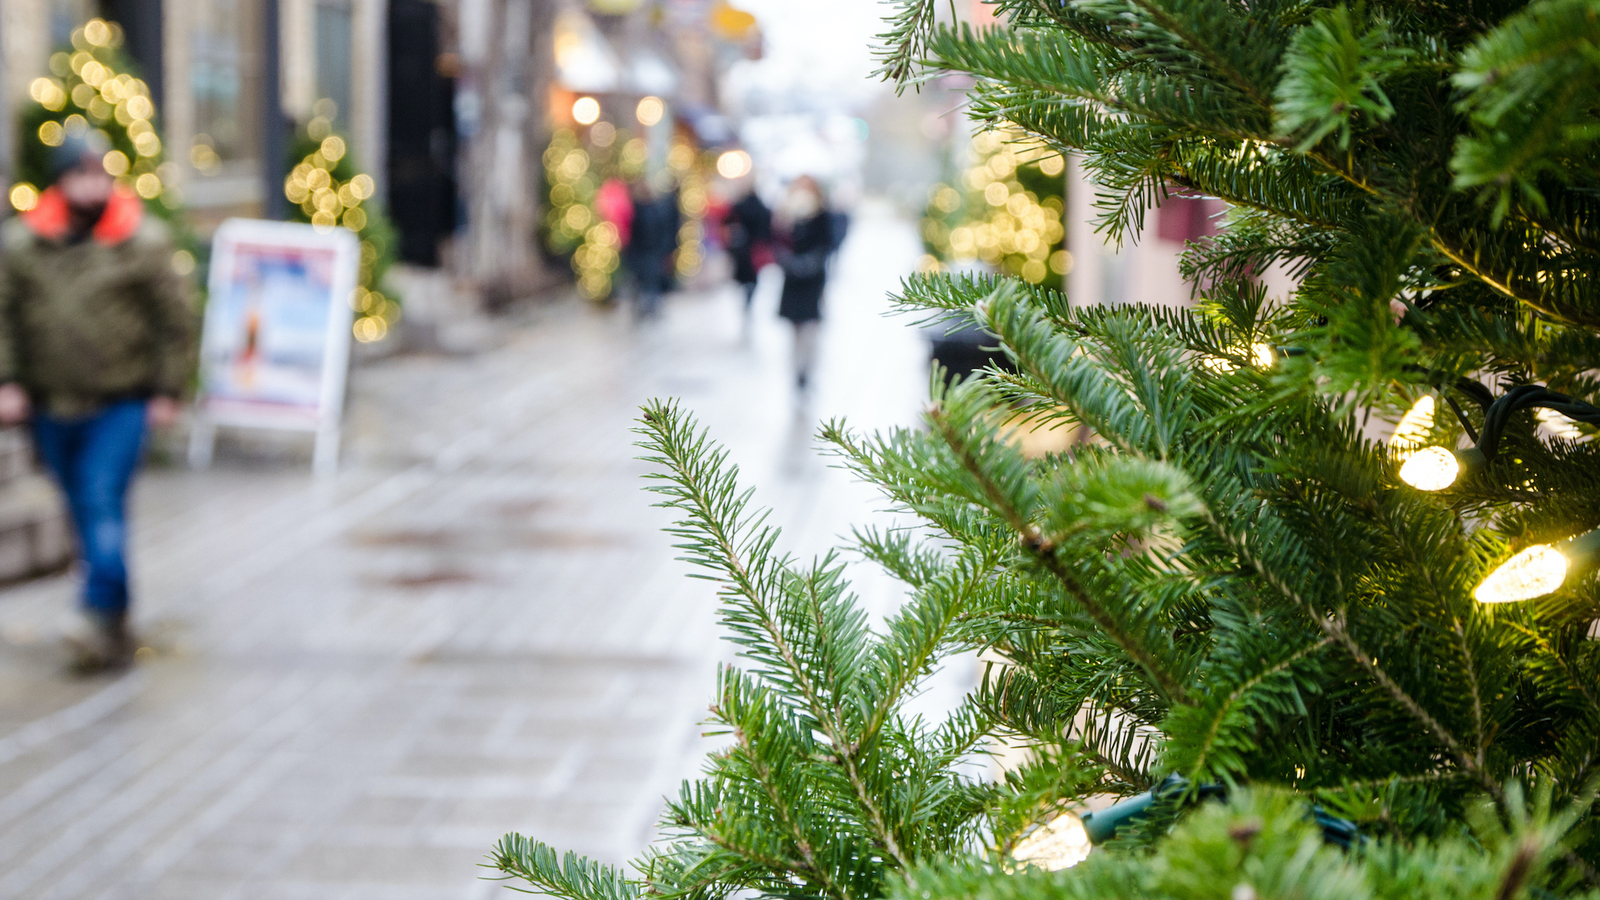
[387, 0, 458, 266]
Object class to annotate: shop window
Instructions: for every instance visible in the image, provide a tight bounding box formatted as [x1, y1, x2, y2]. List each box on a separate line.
[315, 0, 354, 128]
[190, 0, 263, 169]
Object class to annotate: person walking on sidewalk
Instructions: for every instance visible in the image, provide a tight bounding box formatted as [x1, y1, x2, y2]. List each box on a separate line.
[0, 137, 194, 672]
[723, 185, 772, 318]
[624, 179, 681, 319]
[776, 176, 833, 391]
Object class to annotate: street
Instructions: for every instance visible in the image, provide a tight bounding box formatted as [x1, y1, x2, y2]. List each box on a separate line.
[0, 202, 936, 900]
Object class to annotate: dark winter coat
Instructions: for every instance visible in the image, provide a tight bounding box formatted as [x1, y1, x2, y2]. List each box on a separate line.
[625, 194, 681, 294]
[0, 186, 194, 417]
[777, 211, 832, 324]
[725, 192, 771, 286]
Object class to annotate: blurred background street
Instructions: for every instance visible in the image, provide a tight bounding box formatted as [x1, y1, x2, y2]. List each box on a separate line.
[0, 202, 932, 899]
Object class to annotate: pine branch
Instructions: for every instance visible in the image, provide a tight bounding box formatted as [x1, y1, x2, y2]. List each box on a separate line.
[923, 397, 1193, 706]
[489, 838, 640, 900]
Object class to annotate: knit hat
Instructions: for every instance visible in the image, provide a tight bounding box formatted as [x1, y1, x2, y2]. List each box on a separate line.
[46, 132, 107, 185]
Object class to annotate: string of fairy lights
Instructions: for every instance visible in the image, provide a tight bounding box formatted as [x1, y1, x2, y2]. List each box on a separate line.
[544, 128, 627, 300]
[282, 111, 396, 343]
[920, 127, 1071, 288]
[9, 19, 177, 214]
[544, 94, 716, 300]
[1386, 389, 1600, 603]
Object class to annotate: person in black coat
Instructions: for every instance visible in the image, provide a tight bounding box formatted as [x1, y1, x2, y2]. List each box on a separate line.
[624, 180, 681, 319]
[724, 188, 772, 314]
[776, 176, 833, 391]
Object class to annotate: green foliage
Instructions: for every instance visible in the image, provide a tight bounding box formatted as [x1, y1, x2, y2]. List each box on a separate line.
[920, 127, 1069, 290]
[283, 121, 399, 336]
[496, 2, 1600, 899]
[10, 18, 200, 273]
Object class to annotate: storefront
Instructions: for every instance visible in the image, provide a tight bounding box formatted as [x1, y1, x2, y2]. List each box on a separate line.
[3, 0, 385, 232]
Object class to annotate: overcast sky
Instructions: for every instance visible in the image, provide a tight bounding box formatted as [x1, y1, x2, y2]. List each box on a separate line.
[726, 0, 892, 113]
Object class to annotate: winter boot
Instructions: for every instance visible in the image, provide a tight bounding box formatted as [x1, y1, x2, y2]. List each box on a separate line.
[65, 610, 135, 674]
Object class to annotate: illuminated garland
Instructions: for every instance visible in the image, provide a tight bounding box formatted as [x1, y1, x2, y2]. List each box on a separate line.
[542, 126, 716, 299]
[920, 128, 1069, 289]
[669, 139, 708, 279]
[283, 114, 398, 344]
[544, 128, 631, 300]
[10, 19, 179, 217]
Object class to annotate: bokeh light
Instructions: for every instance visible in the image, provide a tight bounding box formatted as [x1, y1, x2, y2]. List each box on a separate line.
[636, 96, 664, 126]
[716, 149, 752, 179]
[921, 127, 1067, 287]
[572, 96, 601, 125]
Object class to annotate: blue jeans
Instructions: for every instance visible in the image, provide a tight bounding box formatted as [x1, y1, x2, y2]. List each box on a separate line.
[31, 400, 148, 617]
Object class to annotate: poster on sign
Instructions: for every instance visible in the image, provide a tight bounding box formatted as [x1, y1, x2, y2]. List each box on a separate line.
[189, 219, 358, 476]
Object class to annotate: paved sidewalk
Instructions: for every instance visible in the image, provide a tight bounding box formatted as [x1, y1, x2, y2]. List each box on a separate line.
[0, 202, 938, 900]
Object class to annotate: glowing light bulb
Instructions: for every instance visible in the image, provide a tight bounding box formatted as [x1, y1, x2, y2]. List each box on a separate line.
[1474, 544, 1569, 603]
[1389, 396, 1435, 451]
[572, 96, 600, 125]
[1012, 811, 1091, 871]
[1398, 445, 1460, 491]
[716, 149, 751, 179]
[1250, 343, 1275, 369]
[636, 96, 664, 126]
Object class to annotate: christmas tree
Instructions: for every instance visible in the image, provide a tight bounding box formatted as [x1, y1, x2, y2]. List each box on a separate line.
[282, 110, 400, 343]
[10, 18, 190, 258]
[495, 2, 1600, 899]
[921, 126, 1069, 291]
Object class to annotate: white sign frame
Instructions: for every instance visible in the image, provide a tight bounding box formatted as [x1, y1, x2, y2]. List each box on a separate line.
[188, 218, 359, 477]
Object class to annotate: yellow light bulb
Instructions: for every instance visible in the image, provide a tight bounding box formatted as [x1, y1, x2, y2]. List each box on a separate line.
[1250, 343, 1275, 369]
[572, 96, 601, 125]
[716, 149, 751, 179]
[1012, 811, 1091, 871]
[1398, 446, 1459, 491]
[1474, 544, 1568, 604]
[635, 96, 664, 126]
[1389, 396, 1435, 451]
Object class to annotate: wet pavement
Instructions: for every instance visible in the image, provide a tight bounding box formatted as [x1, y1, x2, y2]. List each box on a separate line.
[0, 201, 937, 900]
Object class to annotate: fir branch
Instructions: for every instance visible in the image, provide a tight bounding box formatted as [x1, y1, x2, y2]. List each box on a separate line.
[489, 838, 640, 900]
[924, 399, 1192, 706]
[1199, 507, 1494, 795]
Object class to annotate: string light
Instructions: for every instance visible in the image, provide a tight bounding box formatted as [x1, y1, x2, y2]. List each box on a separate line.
[1397, 446, 1462, 492]
[716, 149, 751, 179]
[543, 128, 616, 299]
[1011, 811, 1091, 871]
[1393, 384, 1596, 491]
[1475, 545, 1570, 604]
[921, 127, 1066, 286]
[1250, 343, 1275, 369]
[1389, 396, 1435, 452]
[1474, 529, 1599, 604]
[572, 96, 601, 126]
[284, 122, 392, 339]
[21, 20, 173, 207]
[636, 96, 664, 126]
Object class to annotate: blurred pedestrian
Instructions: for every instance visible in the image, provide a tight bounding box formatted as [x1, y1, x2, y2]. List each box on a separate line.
[0, 135, 194, 672]
[723, 186, 772, 317]
[776, 176, 833, 391]
[624, 179, 680, 319]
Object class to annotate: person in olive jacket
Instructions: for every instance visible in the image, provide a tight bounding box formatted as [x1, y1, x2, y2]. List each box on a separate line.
[0, 136, 194, 671]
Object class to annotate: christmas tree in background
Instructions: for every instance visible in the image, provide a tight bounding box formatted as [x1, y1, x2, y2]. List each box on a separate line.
[542, 125, 636, 300]
[497, 2, 1600, 900]
[10, 18, 192, 269]
[921, 127, 1069, 291]
[542, 114, 714, 301]
[282, 106, 400, 344]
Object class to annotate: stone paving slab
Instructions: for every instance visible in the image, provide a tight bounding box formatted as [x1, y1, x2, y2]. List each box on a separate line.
[0, 203, 943, 899]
